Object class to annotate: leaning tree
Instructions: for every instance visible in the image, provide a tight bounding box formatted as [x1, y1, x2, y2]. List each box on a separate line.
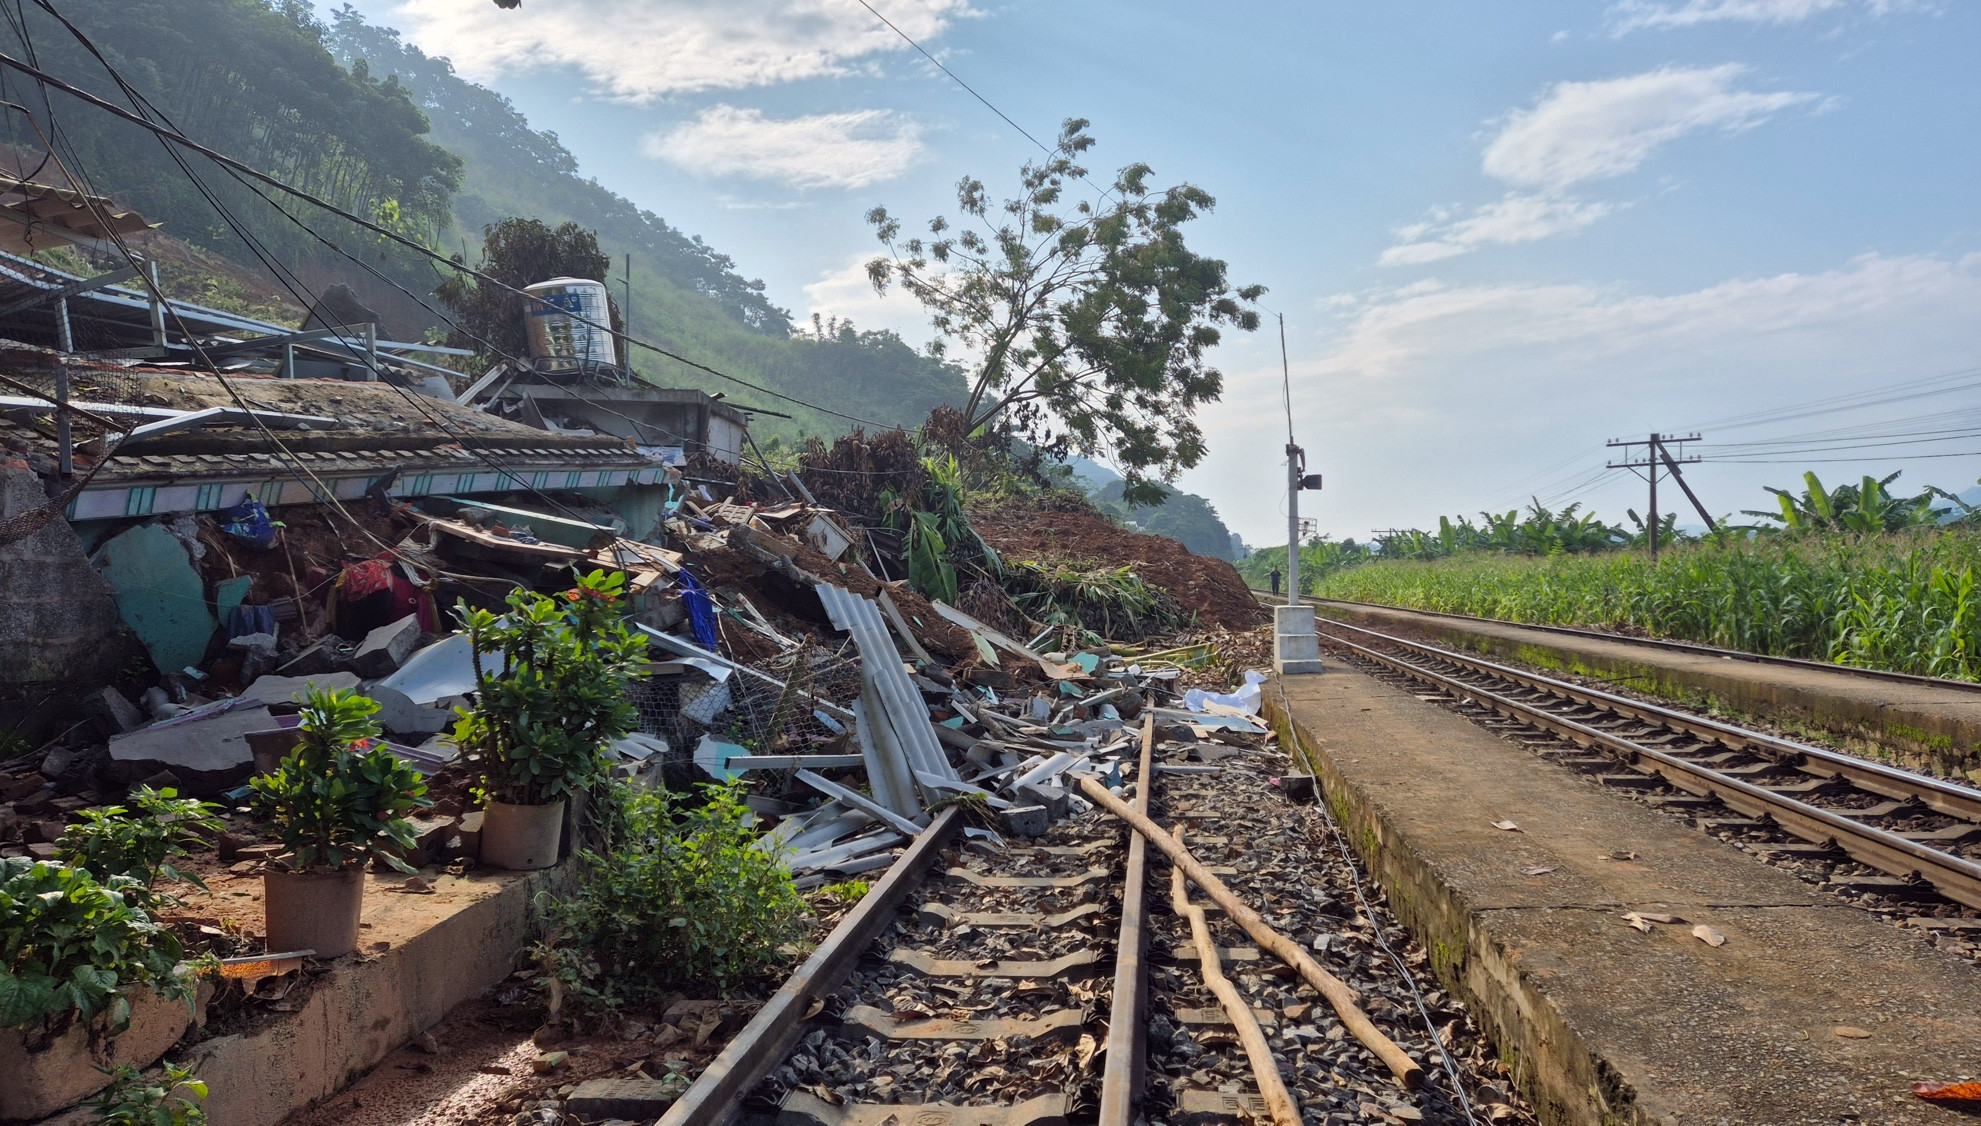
[866, 119, 1262, 506]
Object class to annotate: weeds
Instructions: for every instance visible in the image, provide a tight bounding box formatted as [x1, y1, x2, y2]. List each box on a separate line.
[1005, 559, 1183, 642]
[87, 1062, 208, 1125]
[57, 788, 225, 910]
[536, 781, 810, 1021]
[1315, 530, 1981, 681]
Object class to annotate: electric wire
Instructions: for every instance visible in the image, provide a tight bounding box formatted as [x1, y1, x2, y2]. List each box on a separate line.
[0, 43, 896, 428]
[12, 1, 604, 527]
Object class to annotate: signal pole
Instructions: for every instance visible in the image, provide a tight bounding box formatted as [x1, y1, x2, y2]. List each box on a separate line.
[1274, 313, 1323, 673]
[1607, 433, 1712, 559]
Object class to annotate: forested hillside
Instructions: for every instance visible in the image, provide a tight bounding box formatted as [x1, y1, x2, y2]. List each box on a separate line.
[0, 0, 963, 435]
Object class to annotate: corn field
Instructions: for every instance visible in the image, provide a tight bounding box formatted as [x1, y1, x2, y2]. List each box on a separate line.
[1313, 530, 1981, 682]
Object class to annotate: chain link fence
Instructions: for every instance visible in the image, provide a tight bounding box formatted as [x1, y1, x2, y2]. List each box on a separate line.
[626, 640, 869, 787]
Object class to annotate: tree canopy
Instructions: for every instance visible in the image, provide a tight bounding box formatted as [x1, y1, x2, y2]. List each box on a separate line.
[435, 217, 622, 364]
[866, 120, 1262, 506]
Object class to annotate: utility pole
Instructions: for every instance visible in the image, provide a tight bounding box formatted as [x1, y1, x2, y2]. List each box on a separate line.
[1607, 433, 1710, 560]
[1274, 312, 1324, 674]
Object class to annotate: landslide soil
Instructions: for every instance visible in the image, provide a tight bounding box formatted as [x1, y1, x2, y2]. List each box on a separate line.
[970, 501, 1267, 632]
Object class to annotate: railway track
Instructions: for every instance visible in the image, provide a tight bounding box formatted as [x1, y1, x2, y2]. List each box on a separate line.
[655, 707, 1479, 1126]
[1305, 615, 1981, 913]
[1301, 596, 1981, 695]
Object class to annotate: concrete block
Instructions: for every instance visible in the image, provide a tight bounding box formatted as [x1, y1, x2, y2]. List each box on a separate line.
[350, 615, 420, 679]
[1000, 804, 1050, 838]
[1274, 604, 1324, 675]
[0, 469, 123, 703]
[367, 685, 453, 738]
[565, 1078, 685, 1119]
[108, 701, 272, 794]
[1013, 783, 1071, 820]
[0, 985, 206, 1119]
[455, 810, 484, 860]
[93, 686, 147, 734]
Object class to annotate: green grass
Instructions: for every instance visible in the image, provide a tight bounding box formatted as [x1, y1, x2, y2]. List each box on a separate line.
[1314, 530, 1981, 682]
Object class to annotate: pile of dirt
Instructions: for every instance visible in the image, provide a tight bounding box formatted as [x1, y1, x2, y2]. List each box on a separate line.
[970, 502, 1267, 631]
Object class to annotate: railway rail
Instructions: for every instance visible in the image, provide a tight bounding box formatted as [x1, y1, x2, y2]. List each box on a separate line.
[655, 708, 1472, 1126]
[1303, 614, 1981, 913]
[1293, 594, 1981, 695]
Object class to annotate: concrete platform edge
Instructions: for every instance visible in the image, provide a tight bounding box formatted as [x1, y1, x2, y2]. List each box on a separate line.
[1263, 687, 1638, 1125]
[178, 867, 564, 1126]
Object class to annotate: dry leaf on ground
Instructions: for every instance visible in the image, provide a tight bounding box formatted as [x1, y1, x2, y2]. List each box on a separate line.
[1692, 924, 1727, 947]
[1490, 820, 1521, 832]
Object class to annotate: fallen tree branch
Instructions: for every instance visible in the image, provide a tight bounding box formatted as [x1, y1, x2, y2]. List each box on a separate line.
[1074, 774, 1425, 1088]
[1169, 825, 1301, 1126]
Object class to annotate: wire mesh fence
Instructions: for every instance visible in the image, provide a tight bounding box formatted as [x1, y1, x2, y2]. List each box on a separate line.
[627, 640, 868, 785]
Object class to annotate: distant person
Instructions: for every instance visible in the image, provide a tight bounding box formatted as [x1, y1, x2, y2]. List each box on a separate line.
[1268, 566, 1282, 597]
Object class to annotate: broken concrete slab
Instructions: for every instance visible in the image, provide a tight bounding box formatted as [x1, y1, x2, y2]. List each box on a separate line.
[565, 1078, 685, 1120]
[350, 615, 420, 678]
[367, 685, 453, 738]
[107, 699, 272, 793]
[92, 522, 216, 675]
[240, 672, 361, 708]
[93, 686, 147, 734]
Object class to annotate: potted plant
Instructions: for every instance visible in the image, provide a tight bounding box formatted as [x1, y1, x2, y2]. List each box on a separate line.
[453, 570, 646, 870]
[0, 858, 196, 1119]
[247, 689, 430, 958]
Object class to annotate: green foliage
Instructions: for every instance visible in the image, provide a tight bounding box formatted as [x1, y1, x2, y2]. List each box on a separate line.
[868, 118, 1263, 505]
[56, 788, 224, 910]
[537, 782, 809, 1015]
[87, 1061, 209, 1126]
[883, 453, 1002, 606]
[1236, 538, 1371, 594]
[819, 879, 870, 905]
[0, 858, 187, 1035]
[1, 1, 460, 310]
[1314, 530, 1981, 681]
[434, 217, 622, 367]
[247, 690, 430, 873]
[1005, 559, 1184, 642]
[1376, 501, 1629, 561]
[1092, 480, 1240, 561]
[453, 570, 647, 807]
[1741, 471, 1971, 534]
[324, 12, 966, 433]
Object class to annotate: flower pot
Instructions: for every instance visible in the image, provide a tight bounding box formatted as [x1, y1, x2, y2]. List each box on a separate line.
[263, 868, 365, 958]
[481, 799, 567, 870]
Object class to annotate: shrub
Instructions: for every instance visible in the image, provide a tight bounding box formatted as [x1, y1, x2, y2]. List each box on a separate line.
[0, 858, 187, 1038]
[453, 570, 647, 806]
[87, 1061, 209, 1125]
[57, 788, 225, 910]
[247, 689, 431, 873]
[538, 782, 809, 1018]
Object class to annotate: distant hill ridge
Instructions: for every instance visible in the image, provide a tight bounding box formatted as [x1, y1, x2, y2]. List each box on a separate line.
[0, 0, 962, 436]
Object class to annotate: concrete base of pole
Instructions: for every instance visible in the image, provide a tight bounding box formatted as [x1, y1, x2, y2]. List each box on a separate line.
[1273, 604, 1324, 675]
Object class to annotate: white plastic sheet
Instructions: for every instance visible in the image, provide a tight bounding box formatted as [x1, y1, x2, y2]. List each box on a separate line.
[1183, 669, 1266, 715]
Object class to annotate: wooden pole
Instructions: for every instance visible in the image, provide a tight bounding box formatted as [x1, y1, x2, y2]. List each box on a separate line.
[1075, 774, 1425, 1088]
[1169, 827, 1301, 1126]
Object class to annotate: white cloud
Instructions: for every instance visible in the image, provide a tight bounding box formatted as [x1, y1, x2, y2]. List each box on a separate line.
[1608, 0, 1913, 33]
[646, 106, 925, 190]
[1482, 65, 1819, 191]
[1196, 252, 1981, 541]
[1380, 193, 1615, 266]
[378, 0, 971, 101]
[802, 253, 938, 345]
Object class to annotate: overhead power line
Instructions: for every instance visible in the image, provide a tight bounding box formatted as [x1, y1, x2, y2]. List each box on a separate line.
[0, 46, 895, 429]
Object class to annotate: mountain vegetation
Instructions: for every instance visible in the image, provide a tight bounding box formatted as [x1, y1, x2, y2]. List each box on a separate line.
[0, 0, 963, 436]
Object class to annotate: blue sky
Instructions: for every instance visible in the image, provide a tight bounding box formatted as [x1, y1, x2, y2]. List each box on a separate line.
[332, 0, 1981, 545]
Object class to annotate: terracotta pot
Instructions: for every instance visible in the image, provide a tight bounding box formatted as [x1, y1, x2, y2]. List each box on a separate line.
[263, 868, 364, 958]
[480, 799, 567, 870]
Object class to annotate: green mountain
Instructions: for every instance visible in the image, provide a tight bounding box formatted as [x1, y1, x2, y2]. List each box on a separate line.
[1, 0, 963, 437]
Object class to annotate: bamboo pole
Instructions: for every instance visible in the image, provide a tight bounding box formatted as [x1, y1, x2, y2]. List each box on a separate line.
[1075, 775, 1425, 1088]
[1169, 827, 1301, 1126]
